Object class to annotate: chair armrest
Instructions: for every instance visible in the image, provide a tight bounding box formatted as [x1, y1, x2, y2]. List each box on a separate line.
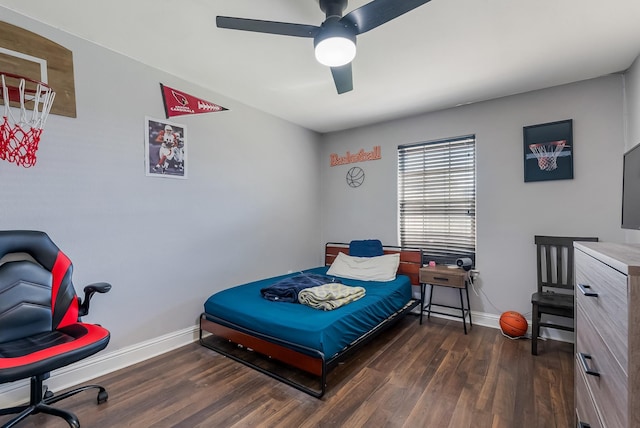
[78, 282, 112, 318]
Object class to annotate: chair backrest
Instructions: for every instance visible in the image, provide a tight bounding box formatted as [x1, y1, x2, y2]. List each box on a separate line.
[534, 235, 598, 293]
[0, 231, 79, 344]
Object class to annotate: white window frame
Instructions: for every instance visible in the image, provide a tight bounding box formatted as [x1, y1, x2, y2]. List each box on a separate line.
[398, 135, 476, 264]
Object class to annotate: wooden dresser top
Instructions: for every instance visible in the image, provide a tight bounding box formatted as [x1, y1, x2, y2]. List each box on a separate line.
[575, 241, 640, 276]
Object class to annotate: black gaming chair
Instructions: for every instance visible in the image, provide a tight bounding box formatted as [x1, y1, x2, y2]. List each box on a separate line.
[0, 230, 111, 428]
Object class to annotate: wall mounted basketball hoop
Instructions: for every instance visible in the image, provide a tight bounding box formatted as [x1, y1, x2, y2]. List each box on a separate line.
[0, 72, 55, 167]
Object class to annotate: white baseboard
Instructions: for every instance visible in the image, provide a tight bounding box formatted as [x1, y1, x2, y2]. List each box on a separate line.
[466, 310, 574, 343]
[0, 326, 199, 408]
[0, 311, 573, 407]
[412, 307, 574, 343]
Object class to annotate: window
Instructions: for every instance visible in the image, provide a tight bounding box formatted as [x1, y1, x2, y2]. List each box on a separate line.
[398, 135, 476, 264]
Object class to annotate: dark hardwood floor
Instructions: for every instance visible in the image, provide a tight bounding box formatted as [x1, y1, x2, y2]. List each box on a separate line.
[3, 315, 574, 427]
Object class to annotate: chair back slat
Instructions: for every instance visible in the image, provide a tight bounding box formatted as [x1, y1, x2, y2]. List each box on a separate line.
[566, 248, 574, 287]
[534, 235, 598, 293]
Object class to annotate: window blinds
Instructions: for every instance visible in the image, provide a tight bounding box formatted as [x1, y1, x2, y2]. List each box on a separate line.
[398, 135, 476, 263]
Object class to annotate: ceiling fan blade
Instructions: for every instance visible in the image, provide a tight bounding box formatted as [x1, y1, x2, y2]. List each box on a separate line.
[331, 63, 353, 94]
[341, 0, 432, 35]
[216, 16, 319, 38]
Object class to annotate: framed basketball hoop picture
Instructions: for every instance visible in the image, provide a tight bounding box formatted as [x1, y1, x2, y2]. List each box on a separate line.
[145, 117, 187, 179]
[523, 119, 573, 182]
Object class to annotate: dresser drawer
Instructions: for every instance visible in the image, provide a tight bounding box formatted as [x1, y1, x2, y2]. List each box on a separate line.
[575, 250, 628, 371]
[419, 267, 466, 288]
[575, 360, 603, 428]
[576, 304, 627, 428]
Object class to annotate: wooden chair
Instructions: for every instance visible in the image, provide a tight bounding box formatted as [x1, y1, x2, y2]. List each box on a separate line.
[531, 235, 598, 355]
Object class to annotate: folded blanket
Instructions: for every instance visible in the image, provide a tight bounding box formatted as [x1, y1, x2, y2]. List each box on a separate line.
[298, 283, 366, 311]
[260, 273, 340, 303]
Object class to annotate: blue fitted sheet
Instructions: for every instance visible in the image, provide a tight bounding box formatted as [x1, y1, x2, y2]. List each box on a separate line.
[203, 266, 412, 359]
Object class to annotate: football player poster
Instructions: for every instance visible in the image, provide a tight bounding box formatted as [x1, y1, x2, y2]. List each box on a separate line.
[145, 117, 187, 179]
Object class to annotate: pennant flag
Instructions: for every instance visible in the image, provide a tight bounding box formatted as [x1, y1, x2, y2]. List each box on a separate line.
[160, 84, 228, 118]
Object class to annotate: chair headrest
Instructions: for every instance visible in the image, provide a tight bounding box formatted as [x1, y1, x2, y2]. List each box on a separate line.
[0, 230, 61, 272]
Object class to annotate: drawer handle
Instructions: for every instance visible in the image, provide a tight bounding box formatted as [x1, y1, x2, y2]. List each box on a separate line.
[578, 422, 591, 428]
[578, 283, 598, 297]
[433, 276, 449, 282]
[578, 352, 600, 377]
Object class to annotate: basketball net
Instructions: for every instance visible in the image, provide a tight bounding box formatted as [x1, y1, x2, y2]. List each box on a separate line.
[529, 140, 566, 172]
[0, 73, 56, 167]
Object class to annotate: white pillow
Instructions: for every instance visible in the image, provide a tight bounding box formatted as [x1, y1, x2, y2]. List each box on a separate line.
[327, 252, 400, 282]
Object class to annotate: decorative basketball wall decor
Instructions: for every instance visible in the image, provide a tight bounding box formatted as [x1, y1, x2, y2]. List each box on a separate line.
[332, 146, 378, 188]
[346, 166, 364, 187]
[523, 119, 573, 182]
[330, 145, 381, 167]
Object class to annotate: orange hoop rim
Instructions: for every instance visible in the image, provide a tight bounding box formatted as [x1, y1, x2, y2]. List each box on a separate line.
[528, 140, 568, 150]
[0, 71, 52, 103]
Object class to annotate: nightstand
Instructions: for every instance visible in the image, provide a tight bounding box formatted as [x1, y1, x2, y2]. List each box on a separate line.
[419, 266, 472, 334]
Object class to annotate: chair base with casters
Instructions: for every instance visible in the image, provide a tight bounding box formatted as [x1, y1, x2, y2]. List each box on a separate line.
[0, 230, 111, 428]
[0, 373, 107, 428]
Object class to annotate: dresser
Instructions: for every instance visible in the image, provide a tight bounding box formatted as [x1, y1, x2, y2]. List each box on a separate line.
[574, 241, 640, 428]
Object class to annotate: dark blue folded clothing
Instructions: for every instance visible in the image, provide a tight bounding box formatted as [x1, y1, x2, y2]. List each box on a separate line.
[260, 273, 340, 303]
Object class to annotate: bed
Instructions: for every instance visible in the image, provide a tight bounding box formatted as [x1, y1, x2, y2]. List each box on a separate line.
[199, 242, 422, 397]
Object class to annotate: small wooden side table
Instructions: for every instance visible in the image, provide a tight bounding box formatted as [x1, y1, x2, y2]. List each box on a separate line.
[419, 265, 472, 334]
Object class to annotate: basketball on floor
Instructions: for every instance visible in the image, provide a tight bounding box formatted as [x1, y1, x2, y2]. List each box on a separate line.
[499, 311, 528, 337]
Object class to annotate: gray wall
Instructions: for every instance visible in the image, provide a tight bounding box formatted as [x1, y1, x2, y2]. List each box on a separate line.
[0, 5, 637, 388]
[626, 55, 640, 148]
[624, 55, 640, 243]
[320, 75, 627, 317]
[0, 9, 322, 352]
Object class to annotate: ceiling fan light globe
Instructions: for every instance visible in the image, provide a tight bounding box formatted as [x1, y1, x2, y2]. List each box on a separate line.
[315, 37, 356, 67]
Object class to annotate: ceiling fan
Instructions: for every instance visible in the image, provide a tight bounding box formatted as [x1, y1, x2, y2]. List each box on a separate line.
[216, 0, 432, 94]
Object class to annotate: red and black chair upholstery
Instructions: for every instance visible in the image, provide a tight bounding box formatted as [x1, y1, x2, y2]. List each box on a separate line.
[0, 230, 111, 428]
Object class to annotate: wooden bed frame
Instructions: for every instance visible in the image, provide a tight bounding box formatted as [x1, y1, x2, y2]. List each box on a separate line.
[199, 242, 423, 398]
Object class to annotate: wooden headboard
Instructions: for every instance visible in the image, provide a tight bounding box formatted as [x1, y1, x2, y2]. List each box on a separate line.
[324, 242, 423, 286]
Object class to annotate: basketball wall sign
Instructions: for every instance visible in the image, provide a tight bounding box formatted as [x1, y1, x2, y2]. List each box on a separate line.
[160, 84, 228, 118]
[330, 145, 381, 167]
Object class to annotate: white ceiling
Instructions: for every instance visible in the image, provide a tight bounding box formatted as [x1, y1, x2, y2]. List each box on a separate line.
[2, 0, 640, 133]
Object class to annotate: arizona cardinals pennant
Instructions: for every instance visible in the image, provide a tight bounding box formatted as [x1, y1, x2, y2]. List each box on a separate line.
[160, 84, 228, 118]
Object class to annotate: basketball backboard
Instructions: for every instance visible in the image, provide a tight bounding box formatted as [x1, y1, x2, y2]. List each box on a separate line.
[0, 20, 76, 118]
